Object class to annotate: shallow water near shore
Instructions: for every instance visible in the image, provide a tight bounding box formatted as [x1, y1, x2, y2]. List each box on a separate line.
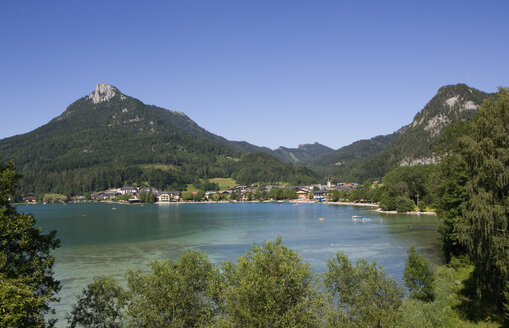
[18, 202, 443, 326]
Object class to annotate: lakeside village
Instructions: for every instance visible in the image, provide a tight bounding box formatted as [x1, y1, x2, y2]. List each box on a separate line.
[22, 181, 369, 205]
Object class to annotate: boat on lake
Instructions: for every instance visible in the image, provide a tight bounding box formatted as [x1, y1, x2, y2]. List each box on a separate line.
[352, 215, 371, 222]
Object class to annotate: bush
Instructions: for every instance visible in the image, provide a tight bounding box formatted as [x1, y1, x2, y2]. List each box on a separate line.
[218, 237, 325, 327]
[324, 251, 403, 327]
[396, 196, 415, 212]
[67, 277, 126, 328]
[404, 246, 435, 302]
[125, 250, 219, 327]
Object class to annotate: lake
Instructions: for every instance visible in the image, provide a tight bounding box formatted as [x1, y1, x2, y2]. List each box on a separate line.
[18, 202, 443, 326]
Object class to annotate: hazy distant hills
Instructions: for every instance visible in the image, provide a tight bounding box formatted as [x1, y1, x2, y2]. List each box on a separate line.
[0, 83, 320, 194]
[308, 132, 400, 175]
[317, 83, 493, 182]
[223, 138, 334, 164]
[271, 143, 334, 164]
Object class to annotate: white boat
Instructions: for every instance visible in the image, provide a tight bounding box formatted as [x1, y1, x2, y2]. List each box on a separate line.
[352, 215, 371, 222]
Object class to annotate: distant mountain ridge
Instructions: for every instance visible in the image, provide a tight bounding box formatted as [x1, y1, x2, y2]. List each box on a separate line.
[272, 142, 334, 164]
[309, 132, 400, 175]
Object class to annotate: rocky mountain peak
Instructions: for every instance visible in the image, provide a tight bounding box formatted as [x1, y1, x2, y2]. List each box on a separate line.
[408, 84, 489, 136]
[87, 83, 119, 104]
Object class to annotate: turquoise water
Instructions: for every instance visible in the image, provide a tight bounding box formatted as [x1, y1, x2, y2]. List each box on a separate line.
[18, 202, 443, 326]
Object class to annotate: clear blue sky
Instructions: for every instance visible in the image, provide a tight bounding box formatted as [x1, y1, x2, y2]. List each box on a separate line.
[1, 0, 507, 149]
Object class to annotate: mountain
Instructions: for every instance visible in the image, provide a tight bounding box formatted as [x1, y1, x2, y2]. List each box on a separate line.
[308, 132, 400, 175]
[223, 140, 334, 165]
[327, 84, 494, 182]
[0, 83, 320, 195]
[271, 142, 334, 164]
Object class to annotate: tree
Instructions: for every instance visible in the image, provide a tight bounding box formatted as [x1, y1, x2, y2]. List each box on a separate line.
[193, 190, 205, 201]
[327, 190, 340, 202]
[138, 191, 156, 204]
[0, 160, 60, 327]
[504, 281, 509, 323]
[395, 196, 415, 213]
[378, 165, 435, 211]
[403, 246, 435, 302]
[324, 251, 403, 327]
[124, 250, 219, 327]
[67, 276, 126, 328]
[443, 88, 509, 304]
[218, 237, 325, 327]
[435, 152, 469, 261]
[211, 193, 221, 202]
[0, 269, 46, 328]
[181, 191, 193, 201]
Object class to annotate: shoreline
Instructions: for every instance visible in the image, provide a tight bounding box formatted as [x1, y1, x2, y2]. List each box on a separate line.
[371, 208, 436, 215]
[16, 200, 437, 215]
[324, 201, 378, 207]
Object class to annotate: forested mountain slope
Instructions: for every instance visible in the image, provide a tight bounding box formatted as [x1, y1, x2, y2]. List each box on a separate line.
[0, 83, 320, 194]
[328, 84, 493, 182]
[309, 132, 400, 175]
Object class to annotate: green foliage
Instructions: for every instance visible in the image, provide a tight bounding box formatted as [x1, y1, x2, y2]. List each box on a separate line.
[439, 87, 509, 307]
[233, 152, 320, 186]
[378, 165, 436, 211]
[396, 196, 416, 213]
[309, 132, 399, 177]
[327, 189, 340, 202]
[181, 191, 193, 201]
[398, 263, 501, 328]
[324, 251, 403, 327]
[504, 281, 509, 323]
[348, 183, 377, 203]
[208, 178, 237, 190]
[125, 250, 220, 327]
[217, 237, 325, 327]
[404, 246, 435, 302]
[112, 194, 130, 202]
[398, 265, 460, 328]
[138, 191, 156, 204]
[42, 193, 68, 203]
[193, 190, 205, 201]
[67, 237, 504, 327]
[67, 276, 126, 328]
[435, 148, 469, 261]
[193, 179, 219, 192]
[266, 187, 297, 200]
[0, 161, 60, 327]
[0, 274, 46, 328]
